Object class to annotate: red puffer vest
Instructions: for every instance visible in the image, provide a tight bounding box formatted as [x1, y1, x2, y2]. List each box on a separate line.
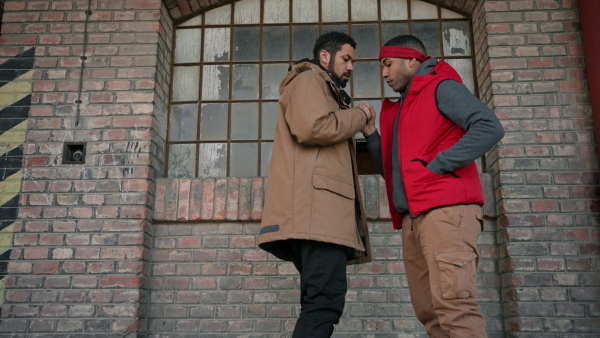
[380, 61, 484, 229]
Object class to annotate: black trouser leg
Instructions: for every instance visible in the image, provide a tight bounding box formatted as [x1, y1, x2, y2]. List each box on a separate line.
[288, 239, 348, 338]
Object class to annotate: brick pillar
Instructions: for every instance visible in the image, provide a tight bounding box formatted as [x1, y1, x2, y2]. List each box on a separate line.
[482, 0, 599, 335]
[0, 0, 172, 335]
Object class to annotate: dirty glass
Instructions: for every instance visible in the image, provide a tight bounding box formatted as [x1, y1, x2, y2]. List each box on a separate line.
[168, 144, 196, 178]
[230, 143, 258, 177]
[199, 103, 228, 141]
[204, 28, 230, 62]
[199, 143, 227, 178]
[381, 0, 408, 20]
[231, 103, 259, 140]
[264, 0, 289, 23]
[202, 65, 230, 101]
[169, 104, 198, 141]
[174, 29, 201, 63]
[261, 102, 278, 140]
[293, 0, 318, 23]
[263, 26, 290, 61]
[443, 21, 471, 56]
[351, 0, 377, 21]
[233, 27, 260, 61]
[232, 64, 259, 100]
[322, 0, 348, 22]
[262, 63, 287, 100]
[172, 66, 199, 102]
[412, 21, 441, 57]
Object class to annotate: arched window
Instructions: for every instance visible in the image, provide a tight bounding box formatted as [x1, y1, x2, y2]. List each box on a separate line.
[167, 0, 474, 178]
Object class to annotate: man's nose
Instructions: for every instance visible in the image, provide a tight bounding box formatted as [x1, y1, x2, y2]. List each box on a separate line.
[347, 61, 354, 72]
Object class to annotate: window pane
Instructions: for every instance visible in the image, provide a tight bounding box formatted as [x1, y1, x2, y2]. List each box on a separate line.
[230, 143, 258, 177]
[199, 143, 227, 178]
[352, 24, 379, 59]
[293, 25, 319, 60]
[382, 23, 409, 45]
[322, 0, 348, 22]
[293, 0, 318, 23]
[200, 103, 228, 141]
[263, 26, 290, 61]
[322, 24, 349, 34]
[202, 65, 230, 101]
[232, 64, 259, 100]
[205, 4, 231, 25]
[412, 22, 440, 57]
[233, 27, 260, 61]
[445, 58, 475, 94]
[169, 104, 198, 141]
[411, 0, 438, 19]
[179, 15, 202, 27]
[175, 29, 201, 63]
[262, 64, 287, 100]
[261, 102, 278, 140]
[381, 0, 408, 20]
[168, 144, 196, 178]
[261, 142, 274, 176]
[442, 21, 471, 56]
[231, 103, 259, 140]
[234, 0, 260, 24]
[351, 0, 377, 21]
[353, 61, 381, 98]
[172, 66, 200, 102]
[204, 28, 230, 62]
[264, 0, 289, 23]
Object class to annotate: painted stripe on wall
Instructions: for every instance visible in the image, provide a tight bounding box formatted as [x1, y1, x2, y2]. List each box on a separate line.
[0, 48, 34, 317]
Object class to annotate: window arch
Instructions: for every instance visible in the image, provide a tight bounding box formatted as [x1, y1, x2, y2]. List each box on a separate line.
[167, 0, 474, 178]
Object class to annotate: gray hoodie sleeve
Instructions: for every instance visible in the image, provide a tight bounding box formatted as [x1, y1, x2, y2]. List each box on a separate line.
[427, 80, 505, 174]
[364, 131, 384, 176]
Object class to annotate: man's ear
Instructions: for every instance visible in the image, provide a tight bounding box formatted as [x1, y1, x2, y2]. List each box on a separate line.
[408, 58, 421, 71]
[319, 49, 331, 65]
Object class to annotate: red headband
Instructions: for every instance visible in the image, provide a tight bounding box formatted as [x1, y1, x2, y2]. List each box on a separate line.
[378, 46, 429, 62]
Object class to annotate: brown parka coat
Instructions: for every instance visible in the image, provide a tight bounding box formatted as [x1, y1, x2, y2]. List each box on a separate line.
[258, 61, 372, 265]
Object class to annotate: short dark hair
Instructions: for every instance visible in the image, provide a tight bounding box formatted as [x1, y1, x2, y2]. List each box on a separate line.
[312, 31, 357, 59]
[383, 35, 427, 56]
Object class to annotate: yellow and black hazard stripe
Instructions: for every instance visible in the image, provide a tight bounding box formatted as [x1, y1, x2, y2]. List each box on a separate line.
[0, 48, 34, 314]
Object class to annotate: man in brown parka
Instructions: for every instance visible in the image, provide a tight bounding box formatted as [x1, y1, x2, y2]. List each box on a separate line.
[258, 32, 375, 337]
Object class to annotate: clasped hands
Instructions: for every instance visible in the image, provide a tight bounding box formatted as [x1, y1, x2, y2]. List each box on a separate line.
[357, 103, 377, 136]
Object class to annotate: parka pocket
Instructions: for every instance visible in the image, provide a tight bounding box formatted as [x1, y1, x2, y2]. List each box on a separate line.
[312, 173, 355, 199]
[435, 249, 478, 299]
[311, 173, 356, 240]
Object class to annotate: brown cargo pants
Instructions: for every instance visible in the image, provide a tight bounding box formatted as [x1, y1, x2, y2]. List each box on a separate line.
[402, 204, 488, 337]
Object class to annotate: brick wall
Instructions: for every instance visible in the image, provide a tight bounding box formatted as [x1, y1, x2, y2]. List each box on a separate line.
[483, 0, 599, 335]
[0, 0, 168, 335]
[0, 0, 597, 336]
[149, 176, 503, 336]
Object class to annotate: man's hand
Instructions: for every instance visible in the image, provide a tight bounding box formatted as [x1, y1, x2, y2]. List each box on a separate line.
[358, 103, 377, 136]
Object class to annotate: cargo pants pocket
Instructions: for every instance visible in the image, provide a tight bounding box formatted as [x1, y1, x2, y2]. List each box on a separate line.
[435, 249, 478, 299]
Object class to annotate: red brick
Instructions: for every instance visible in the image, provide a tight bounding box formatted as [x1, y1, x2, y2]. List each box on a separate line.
[33, 261, 59, 274]
[99, 276, 143, 288]
[176, 179, 191, 221]
[125, 0, 162, 9]
[3, 23, 23, 34]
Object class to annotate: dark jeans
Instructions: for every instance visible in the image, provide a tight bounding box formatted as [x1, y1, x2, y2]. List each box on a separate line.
[288, 239, 348, 338]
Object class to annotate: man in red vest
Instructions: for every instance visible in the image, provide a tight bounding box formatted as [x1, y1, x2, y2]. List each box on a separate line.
[361, 35, 504, 337]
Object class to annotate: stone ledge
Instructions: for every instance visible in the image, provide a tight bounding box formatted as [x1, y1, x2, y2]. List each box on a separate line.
[153, 173, 496, 222]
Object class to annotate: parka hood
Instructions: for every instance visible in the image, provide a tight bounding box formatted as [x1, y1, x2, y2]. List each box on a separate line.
[280, 59, 352, 107]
